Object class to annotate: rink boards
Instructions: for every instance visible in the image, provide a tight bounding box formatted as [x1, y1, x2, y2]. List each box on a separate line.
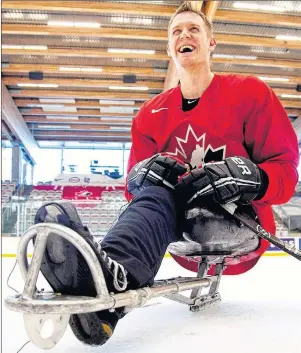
[2, 236, 301, 258]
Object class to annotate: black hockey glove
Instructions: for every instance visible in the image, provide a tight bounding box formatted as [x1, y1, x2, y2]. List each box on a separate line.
[176, 156, 269, 206]
[127, 153, 187, 197]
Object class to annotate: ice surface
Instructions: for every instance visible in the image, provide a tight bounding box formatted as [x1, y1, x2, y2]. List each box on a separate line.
[2, 256, 301, 353]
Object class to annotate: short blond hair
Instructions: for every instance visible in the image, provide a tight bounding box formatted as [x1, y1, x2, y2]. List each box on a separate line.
[168, 2, 213, 37]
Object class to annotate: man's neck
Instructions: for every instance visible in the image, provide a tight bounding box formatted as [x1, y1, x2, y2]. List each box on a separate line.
[179, 65, 214, 99]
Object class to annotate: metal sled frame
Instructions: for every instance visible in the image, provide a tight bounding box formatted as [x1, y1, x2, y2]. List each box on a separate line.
[5, 223, 224, 349]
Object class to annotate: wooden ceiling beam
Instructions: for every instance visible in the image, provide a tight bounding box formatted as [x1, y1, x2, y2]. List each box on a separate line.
[33, 130, 131, 137]
[24, 117, 133, 124]
[9, 89, 152, 100]
[9, 87, 300, 100]
[281, 100, 301, 109]
[21, 109, 136, 117]
[211, 72, 301, 85]
[14, 99, 143, 109]
[4, 48, 301, 69]
[4, 65, 301, 90]
[28, 124, 131, 131]
[214, 9, 301, 28]
[212, 57, 301, 69]
[3, 77, 164, 90]
[2, 24, 168, 41]
[286, 108, 301, 116]
[2, 47, 168, 60]
[2, 1, 177, 16]
[214, 33, 301, 50]
[203, 1, 220, 20]
[14, 98, 301, 109]
[35, 136, 131, 142]
[272, 88, 301, 99]
[3, 1, 300, 29]
[2, 64, 166, 78]
[2, 83, 38, 162]
[3, 24, 301, 50]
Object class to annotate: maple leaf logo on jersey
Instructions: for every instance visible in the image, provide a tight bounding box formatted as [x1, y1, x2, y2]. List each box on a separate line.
[166, 124, 226, 168]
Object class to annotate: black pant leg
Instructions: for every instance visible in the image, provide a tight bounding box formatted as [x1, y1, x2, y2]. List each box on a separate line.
[100, 186, 181, 287]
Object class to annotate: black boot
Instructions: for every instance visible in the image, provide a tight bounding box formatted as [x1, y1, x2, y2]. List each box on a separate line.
[34, 202, 130, 346]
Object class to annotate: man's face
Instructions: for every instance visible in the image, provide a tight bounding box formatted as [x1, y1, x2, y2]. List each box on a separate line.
[168, 11, 215, 69]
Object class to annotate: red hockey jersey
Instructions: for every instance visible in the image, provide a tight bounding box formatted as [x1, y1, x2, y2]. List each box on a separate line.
[126, 74, 299, 275]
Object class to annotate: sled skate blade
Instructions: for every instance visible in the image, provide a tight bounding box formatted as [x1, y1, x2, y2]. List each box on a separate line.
[189, 292, 221, 312]
[5, 223, 214, 349]
[23, 313, 70, 349]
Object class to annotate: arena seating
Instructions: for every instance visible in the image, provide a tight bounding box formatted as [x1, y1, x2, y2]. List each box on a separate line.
[28, 189, 63, 201]
[1, 180, 18, 204]
[273, 203, 301, 232]
[14, 178, 301, 237]
[22, 185, 127, 237]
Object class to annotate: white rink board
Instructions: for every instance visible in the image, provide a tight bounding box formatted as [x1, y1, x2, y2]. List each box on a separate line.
[2, 256, 301, 353]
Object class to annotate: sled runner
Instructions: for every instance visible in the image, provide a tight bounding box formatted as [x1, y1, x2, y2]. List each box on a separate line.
[5, 202, 300, 350]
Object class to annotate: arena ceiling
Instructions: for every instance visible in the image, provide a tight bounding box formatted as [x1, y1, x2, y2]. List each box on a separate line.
[1, 0, 301, 159]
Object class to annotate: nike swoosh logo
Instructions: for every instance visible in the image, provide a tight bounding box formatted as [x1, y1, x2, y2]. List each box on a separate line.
[152, 108, 168, 113]
[187, 99, 198, 104]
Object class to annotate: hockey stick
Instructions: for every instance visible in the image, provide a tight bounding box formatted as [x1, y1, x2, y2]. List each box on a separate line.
[222, 203, 301, 262]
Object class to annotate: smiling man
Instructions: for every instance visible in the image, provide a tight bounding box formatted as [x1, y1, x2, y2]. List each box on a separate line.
[34, 2, 299, 348]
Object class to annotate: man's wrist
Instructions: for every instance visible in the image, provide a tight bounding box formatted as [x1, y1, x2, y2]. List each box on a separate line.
[253, 167, 269, 200]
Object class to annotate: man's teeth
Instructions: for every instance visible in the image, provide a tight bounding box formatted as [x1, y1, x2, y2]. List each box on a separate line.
[179, 45, 194, 53]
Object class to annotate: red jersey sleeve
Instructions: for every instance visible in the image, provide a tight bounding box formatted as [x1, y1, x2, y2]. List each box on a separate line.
[125, 105, 158, 201]
[243, 78, 299, 205]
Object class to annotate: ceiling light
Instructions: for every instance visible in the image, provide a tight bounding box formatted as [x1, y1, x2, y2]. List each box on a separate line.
[40, 98, 76, 104]
[18, 83, 58, 88]
[48, 21, 100, 28]
[48, 21, 74, 27]
[74, 22, 100, 28]
[108, 48, 155, 55]
[38, 125, 71, 129]
[38, 84, 59, 88]
[46, 116, 79, 120]
[281, 94, 301, 99]
[23, 45, 48, 50]
[276, 35, 301, 41]
[100, 107, 135, 113]
[101, 117, 133, 121]
[258, 76, 290, 82]
[59, 67, 81, 72]
[3, 44, 48, 50]
[109, 127, 131, 131]
[81, 67, 103, 72]
[2, 44, 23, 49]
[99, 100, 135, 105]
[59, 66, 103, 72]
[27, 13, 48, 21]
[42, 106, 77, 112]
[233, 2, 285, 12]
[38, 104, 64, 109]
[260, 5, 285, 12]
[3, 12, 24, 20]
[109, 86, 149, 91]
[28, 104, 62, 108]
[212, 54, 257, 60]
[133, 18, 152, 26]
[111, 16, 131, 24]
[17, 83, 38, 87]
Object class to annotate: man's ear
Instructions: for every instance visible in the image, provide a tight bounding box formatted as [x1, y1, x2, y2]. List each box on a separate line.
[209, 37, 216, 52]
